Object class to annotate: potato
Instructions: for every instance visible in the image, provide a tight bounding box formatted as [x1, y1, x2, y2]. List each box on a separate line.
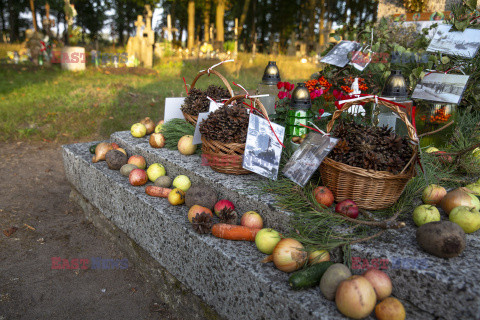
[154, 176, 172, 188]
[416, 221, 466, 258]
[319, 263, 352, 300]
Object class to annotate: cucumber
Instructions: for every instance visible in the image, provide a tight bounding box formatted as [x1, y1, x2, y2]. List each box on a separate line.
[89, 144, 98, 154]
[288, 261, 334, 290]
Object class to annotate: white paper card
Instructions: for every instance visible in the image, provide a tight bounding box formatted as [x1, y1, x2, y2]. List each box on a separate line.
[209, 100, 222, 113]
[163, 97, 186, 123]
[242, 114, 285, 180]
[192, 112, 210, 145]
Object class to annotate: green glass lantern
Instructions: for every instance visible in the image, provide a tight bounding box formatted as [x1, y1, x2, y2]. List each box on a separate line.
[287, 83, 313, 137]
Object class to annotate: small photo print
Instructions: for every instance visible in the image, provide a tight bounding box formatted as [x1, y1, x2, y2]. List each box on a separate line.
[321, 40, 362, 68]
[412, 73, 470, 104]
[427, 24, 480, 59]
[242, 114, 285, 180]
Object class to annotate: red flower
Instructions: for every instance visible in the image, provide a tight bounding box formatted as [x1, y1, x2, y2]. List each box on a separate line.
[287, 93, 292, 99]
[286, 82, 295, 91]
[278, 91, 287, 99]
[277, 82, 284, 89]
[310, 92, 316, 100]
[319, 109, 325, 116]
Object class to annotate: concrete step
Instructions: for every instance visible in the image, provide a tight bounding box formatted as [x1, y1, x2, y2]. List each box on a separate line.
[61, 131, 479, 319]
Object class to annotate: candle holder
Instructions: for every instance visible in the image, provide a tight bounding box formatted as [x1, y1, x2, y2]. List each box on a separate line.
[256, 61, 281, 115]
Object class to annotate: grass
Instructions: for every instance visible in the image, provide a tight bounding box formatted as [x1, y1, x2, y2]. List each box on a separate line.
[0, 50, 318, 143]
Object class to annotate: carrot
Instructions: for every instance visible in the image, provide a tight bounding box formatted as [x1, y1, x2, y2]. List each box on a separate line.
[211, 223, 261, 241]
[145, 186, 172, 198]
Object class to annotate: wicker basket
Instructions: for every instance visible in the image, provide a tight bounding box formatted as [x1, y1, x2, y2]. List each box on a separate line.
[201, 94, 270, 175]
[319, 96, 419, 210]
[182, 69, 234, 126]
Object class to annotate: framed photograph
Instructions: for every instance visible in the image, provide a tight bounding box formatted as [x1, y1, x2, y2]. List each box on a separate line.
[320, 40, 362, 68]
[412, 73, 470, 104]
[427, 25, 480, 59]
[242, 114, 285, 180]
[282, 133, 339, 187]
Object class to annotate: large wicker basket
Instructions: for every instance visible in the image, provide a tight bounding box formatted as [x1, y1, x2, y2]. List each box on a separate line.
[182, 69, 234, 126]
[319, 96, 419, 210]
[201, 94, 270, 175]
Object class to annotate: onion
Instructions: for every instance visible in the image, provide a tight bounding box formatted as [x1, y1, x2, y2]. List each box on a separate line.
[92, 142, 114, 163]
[141, 117, 156, 135]
[272, 238, 307, 273]
[440, 187, 480, 215]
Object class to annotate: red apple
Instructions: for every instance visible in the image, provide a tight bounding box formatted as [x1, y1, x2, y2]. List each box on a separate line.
[111, 142, 120, 149]
[214, 199, 235, 217]
[335, 199, 359, 219]
[149, 132, 166, 148]
[128, 155, 146, 170]
[313, 186, 334, 208]
[422, 184, 447, 205]
[363, 269, 392, 301]
[240, 211, 263, 229]
[129, 169, 148, 186]
[434, 151, 453, 165]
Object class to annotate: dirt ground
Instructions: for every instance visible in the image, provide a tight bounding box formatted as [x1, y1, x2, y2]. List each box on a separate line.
[0, 142, 179, 320]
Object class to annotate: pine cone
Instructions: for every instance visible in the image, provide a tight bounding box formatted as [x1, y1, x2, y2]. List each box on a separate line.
[218, 208, 238, 225]
[199, 103, 250, 143]
[191, 212, 213, 234]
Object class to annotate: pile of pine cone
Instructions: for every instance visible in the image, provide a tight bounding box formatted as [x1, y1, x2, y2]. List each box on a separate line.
[199, 103, 250, 143]
[181, 85, 230, 116]
[330, 121, 413, 174]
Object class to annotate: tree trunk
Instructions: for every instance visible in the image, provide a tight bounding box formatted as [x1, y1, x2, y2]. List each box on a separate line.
[238, 0, 251, 36]
[203, 0, 210, 42]
[0, 5, 6, 39]
[56, 11, 61, 39]
[7, 0, 19, 42]
[307, 0, 316, 49]
[187, 0, 195, 50]
[319, 0, 326, 48]
[29, 0, 38, 31]
[215, 0, 224, 44]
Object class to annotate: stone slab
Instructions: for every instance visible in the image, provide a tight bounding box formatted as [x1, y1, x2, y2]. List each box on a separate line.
[111, 131, 480, 319]
[64, 132, 479, 319]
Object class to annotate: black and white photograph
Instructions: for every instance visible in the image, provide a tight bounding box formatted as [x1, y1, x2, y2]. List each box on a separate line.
[426, 25, 480, 59]
[320, 40, 362, 68]
[283, 133, 339, 187]
[242, 114, 285, 180]
[412, 73, 470, 104]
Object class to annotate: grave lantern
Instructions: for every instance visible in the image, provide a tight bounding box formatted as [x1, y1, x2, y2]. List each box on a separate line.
[286, 83, 313, 137]
[256, 61, 281, 115]
[374, 70, 413, 136]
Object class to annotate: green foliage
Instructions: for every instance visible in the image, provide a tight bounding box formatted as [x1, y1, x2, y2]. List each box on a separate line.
[160, 118, 195, 150]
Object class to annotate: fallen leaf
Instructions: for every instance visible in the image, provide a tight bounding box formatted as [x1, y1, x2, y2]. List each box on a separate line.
[3, 227, 18, 237]
[24, 223, 36, 231]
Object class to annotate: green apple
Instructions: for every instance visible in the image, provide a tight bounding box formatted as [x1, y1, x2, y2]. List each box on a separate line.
[255, 228, 281, 254]
[449, 206, 480, 233]
[146, 163, 166, 182]
[412, 204, 441, 227]
[172, 175, 191, 192]
[425, 147, 439, 153]
[472, 147, 480, 159]
[154, 120, 165, 133]
[465, 183, 480, 196]
[131, 123, 147, 138]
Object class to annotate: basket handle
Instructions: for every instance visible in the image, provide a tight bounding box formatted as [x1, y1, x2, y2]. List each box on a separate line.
[190, 69, 234, 98]
[223, 94, 270, 122]
[326, 96, 418, 143]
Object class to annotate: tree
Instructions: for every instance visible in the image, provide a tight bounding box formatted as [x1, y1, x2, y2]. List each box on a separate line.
[187, 0, 194, 49]
[74, 0, 106, 41]
[202, 0, 210, 42]
[215, 0, 224, 44]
